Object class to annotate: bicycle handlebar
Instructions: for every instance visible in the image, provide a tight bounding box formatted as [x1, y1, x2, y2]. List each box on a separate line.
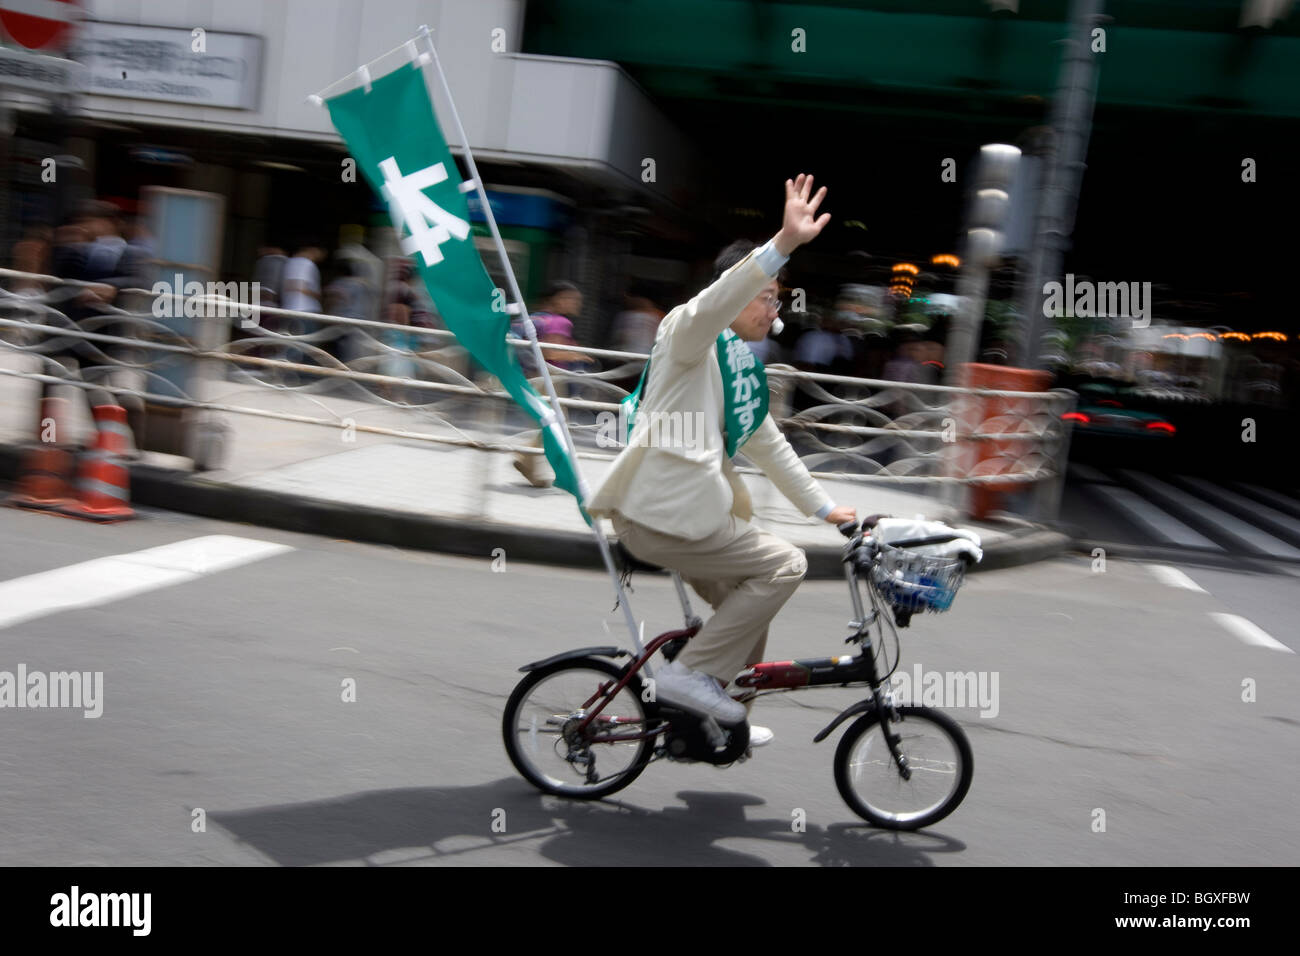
[837, 519, 964, 551]
[882, 533, 966, 549]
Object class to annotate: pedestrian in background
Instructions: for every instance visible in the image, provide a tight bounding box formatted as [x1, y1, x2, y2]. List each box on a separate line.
[40, 201, 146, 437]
[794, 308, 854, 376]
[518, 280, 594, 371]
[252, 246, 288, 313]
[53, 200, 148, 315]
[334, 225, 384, 322]
[882, 327, 926, 384]
[611, 285, 665, 356]
[9, 225, 52, 296]
[325, 256, 376, 363]
[281, 242, 325, 320]
[512, 280, 592, 487]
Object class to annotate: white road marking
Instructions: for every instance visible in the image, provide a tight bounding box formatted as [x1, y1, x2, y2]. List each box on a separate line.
[1121, 471, 1300, 559]
[0, 535, 293, 631]
[1210, 613, 1294, 654]
[1233, 482, 1300, 520]
[1086, 484, 1221, 549]
[1067, 462, 1113, 484]
[1148, 565, 1207, 592]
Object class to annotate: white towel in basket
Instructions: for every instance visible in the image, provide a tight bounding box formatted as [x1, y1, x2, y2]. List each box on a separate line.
[871, 517, 983, 564]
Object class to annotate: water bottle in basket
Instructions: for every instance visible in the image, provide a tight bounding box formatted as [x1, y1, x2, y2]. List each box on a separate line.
[868, 518, 982, 619]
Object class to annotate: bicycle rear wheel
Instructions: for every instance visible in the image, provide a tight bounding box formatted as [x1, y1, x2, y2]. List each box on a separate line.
[503, 657, 656, 800]
[833, 705, 972, 830]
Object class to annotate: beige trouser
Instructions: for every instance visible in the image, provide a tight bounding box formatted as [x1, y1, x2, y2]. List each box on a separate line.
[612, 513, 808, 687]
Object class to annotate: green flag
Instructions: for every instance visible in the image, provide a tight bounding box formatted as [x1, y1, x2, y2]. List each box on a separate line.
[324, 60, 585, 511]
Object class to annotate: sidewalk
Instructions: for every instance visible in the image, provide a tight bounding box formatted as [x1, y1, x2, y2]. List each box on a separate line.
[0, 355, 1069, 575]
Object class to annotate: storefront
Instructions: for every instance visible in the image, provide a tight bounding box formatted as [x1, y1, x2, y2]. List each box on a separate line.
[5, 0, 705, 349]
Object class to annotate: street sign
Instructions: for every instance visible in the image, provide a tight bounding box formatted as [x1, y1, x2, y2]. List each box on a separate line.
[77, 22, 263, 109]
[0, 0, 79, 52]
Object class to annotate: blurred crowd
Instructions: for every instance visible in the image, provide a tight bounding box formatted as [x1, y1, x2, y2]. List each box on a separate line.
[15, 205, 1291, 418]
[5, 207, 959, 403]
[9, 200, 151, 312]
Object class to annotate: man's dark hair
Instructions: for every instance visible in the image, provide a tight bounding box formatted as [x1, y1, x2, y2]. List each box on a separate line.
[711, 239, 786, 285]
[711, 240, 755, 283]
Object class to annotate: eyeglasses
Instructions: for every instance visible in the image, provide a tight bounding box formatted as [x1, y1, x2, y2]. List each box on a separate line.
[755, 293, 782, 314]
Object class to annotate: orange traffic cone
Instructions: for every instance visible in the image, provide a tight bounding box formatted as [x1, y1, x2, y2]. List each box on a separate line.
[59, 404, 135, 522]
[8, 397, 78, 512]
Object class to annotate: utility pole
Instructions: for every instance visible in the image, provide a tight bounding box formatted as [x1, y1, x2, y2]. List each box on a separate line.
[1015, 0, 1107, 368]
[943, 143, 1022, 385]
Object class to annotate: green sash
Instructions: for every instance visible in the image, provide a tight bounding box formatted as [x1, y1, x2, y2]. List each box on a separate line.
[622, 329, 769, 456]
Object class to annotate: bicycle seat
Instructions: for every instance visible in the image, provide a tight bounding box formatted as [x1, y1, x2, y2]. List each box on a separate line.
[612, 539, 667, 574]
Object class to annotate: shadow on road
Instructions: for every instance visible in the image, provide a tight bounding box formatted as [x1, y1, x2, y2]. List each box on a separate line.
[210, 779, 967, 866]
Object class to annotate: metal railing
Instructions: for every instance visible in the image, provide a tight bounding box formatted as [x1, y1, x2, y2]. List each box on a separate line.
[0, 269, 1076, 520]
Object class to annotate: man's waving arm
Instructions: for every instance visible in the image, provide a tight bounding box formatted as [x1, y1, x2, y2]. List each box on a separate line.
[666, 174, 832, 363]
[664, 248, 778, 362]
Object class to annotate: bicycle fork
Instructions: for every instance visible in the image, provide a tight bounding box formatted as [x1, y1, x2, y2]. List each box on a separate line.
[872, 685, 913, 781]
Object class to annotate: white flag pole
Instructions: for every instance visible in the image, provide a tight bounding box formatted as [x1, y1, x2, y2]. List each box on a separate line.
[413, 25, 649, 661]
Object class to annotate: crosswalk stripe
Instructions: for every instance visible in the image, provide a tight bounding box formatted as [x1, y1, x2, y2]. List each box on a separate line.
[1231, 482, 1300, 521]
[1147, 565, 1207, 592]
[1177, 476, 1300, 545]
[1210, 613, 1294, 654]
[1120, 471, 1300, 559]
[0, 535, 294, 631]
[1085, 484, 1221, 549]
[1067, 462, 1113, 484]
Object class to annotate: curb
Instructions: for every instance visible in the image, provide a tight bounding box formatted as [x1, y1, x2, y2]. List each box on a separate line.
[0, 443, 1069, 577]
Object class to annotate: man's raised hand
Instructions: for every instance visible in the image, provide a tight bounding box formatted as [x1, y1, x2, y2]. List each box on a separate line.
[774, 173, 830, 257]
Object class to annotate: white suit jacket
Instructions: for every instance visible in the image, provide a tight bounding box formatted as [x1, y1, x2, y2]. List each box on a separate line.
[587, 245, 835, 540]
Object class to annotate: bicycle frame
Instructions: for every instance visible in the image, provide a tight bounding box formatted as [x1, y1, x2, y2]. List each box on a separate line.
[570, 527, 914, 746]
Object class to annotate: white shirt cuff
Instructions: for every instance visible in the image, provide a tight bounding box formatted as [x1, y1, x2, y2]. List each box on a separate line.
[815, 502, 835, 519]
[755, 239, 789, 277]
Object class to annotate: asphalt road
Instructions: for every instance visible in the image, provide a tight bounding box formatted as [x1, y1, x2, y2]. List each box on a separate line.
[1, 504, 1297, 866]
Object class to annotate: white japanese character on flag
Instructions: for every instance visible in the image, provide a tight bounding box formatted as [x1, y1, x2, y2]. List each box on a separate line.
[378, 156, 470, 267]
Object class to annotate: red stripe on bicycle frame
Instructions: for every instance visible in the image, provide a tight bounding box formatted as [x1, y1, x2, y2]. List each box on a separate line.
[575, 625, 700, 734]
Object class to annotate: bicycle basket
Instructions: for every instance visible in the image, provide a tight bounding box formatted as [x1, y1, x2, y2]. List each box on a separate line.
[868, 543, 967, 615]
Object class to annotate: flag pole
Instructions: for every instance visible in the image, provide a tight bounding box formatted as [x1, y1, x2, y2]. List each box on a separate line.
[413, 25, 648, 662]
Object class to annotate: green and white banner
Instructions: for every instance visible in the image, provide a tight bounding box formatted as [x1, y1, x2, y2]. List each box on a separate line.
[323, 60, 585, 510]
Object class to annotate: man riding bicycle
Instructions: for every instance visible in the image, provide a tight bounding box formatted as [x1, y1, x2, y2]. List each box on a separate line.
[587, 174, 856, 745]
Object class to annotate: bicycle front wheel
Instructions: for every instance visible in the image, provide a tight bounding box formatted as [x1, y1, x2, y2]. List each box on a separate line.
[503, 657, 656, 800]
[833, 705, 973, 830]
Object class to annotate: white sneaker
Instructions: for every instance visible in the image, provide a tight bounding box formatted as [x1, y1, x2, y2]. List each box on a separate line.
[652, 660, 747, 725]
[748, 726, 774, 748]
